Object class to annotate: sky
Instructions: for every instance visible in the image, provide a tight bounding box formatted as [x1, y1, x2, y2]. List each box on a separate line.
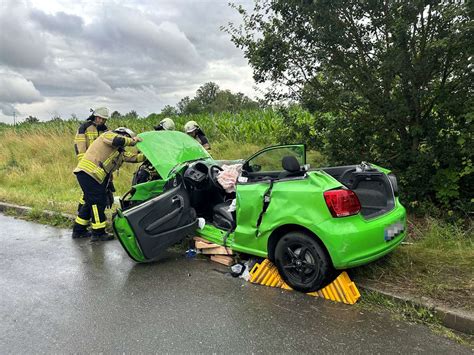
[0, 0, 257, 123]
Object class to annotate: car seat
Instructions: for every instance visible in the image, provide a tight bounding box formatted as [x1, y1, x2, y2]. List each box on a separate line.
[278, 156, 304, 179]
[212, 200, 235, 230]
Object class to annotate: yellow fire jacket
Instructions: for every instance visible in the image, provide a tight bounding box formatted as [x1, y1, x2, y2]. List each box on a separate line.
[74, 131, 145, 184]
[74, 121, 108, 162]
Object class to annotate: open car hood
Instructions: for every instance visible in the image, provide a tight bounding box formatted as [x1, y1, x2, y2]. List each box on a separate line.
[136, 131, 211, 179]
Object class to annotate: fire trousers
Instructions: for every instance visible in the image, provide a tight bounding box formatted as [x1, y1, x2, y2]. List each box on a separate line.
[73, 171, 108, 236]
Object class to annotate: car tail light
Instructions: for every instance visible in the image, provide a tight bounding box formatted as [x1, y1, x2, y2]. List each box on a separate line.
[324, 189, 361, 217]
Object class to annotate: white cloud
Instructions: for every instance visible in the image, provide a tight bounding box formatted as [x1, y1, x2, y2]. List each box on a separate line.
[0, 0, 258, 122]
[0, 1, 48, 68]
[30, 9, 84, 35]
[84, 6, 205, 71]
[0, 71, 43, 104]
[31, 68, 112, 95]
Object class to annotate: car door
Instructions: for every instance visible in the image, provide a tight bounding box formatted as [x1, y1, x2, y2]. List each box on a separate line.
[121, 182, 197, 260]
[233, 145, 306, 249]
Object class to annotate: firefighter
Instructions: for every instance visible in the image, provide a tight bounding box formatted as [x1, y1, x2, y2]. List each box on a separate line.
[71, 127, 144, 241]
[154, 117, 175, 131]
[74, 107, 110, 214]
[184, 120, 210, 150]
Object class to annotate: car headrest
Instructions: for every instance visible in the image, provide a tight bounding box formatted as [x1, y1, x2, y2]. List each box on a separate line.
[282, 156, 300, 173]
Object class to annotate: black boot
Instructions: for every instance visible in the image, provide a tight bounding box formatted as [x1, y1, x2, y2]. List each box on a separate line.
[72, 229, 91, 239]
[91, 233, 114, 242]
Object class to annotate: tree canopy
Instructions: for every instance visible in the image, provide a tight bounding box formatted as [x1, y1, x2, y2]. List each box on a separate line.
[228, 0, 473, 206]
[172, 82, 260, 115]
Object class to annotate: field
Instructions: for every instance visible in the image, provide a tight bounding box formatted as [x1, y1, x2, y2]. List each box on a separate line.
[0, 111, 472, 311]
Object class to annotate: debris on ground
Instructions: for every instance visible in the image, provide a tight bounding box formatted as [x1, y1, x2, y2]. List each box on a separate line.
[210, 255, 234, 266]
[193, 237, 234, 265]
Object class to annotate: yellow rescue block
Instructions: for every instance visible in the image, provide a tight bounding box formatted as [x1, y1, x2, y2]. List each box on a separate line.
[249, 259, 360, 305]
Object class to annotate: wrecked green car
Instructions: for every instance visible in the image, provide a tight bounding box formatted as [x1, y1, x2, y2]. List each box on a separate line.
[113, 131, 406, 292]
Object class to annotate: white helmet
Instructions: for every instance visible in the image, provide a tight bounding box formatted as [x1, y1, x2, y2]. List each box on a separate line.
[184, 120, 199, 133]
[114, 127, 136, 138]
[155, 117, 175, 131]
[93, 107, 109, 119]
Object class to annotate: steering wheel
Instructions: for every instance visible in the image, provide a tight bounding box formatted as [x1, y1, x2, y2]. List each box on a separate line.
[208, 165, 224, 191]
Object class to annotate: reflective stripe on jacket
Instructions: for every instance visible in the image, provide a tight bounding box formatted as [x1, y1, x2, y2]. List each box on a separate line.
[73, 131, 144, 183]
[74, 121, 108, 162]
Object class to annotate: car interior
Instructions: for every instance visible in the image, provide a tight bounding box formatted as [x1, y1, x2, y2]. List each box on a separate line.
[128, 152, 308, 233]
[320, 165, 396, 218]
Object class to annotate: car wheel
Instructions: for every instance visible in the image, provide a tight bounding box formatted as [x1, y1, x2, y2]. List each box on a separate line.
[274, 231, 333, 293]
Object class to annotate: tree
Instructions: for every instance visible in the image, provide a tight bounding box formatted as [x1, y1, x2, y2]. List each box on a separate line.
[177, 96, 202, 115]
[25, 115, 39, 124]
[228, 0, 473, 206]
[124, 110, 138, 119]
[50, 113, 62, 122]
[160, 105, 178, 117]
[111, 110, 122, 119]
[176, 82, 260, 114]
[196, 82, 220, 108]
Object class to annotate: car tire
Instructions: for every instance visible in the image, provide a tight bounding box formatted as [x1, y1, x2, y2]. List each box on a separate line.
[274, 231, 334, 293]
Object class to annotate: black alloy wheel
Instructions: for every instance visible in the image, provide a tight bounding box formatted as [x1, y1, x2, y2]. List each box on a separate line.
[274, 232, 334, 293]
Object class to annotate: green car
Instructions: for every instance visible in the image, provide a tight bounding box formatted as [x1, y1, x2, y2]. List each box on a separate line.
[113, 131, 406, 292]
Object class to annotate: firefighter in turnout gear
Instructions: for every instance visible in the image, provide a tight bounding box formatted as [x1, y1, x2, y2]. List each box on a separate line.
[184, 120, 210, 150]
[74, 107, 110, 213]
[72, 127, 145, 241]
[154, 117, 175, 131]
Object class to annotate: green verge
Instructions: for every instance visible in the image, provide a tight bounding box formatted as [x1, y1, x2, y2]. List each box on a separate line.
[357, 290, 474, 346]
[3, 207, 73, 229]
[351, 217, 473, 312]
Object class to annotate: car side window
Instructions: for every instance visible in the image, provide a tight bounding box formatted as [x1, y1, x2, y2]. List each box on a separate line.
[247, 146, 305, 173]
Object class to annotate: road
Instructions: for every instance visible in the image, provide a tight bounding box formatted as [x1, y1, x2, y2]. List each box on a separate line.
[0, 213, 469, 353]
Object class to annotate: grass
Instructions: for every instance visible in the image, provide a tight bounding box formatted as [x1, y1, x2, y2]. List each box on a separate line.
[351, 217, 474, 311]
[3, 207, 73, 229]
[357, 290, 473, 345]
[0, 121, 472, 314]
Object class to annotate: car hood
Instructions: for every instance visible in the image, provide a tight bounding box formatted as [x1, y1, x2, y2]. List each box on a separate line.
[136, 131, 211, 178]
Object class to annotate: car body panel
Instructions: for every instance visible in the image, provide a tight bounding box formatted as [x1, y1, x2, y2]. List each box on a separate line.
[130, 180, 166, 201]
[113, 209, 146, 262]
[136, 131, 211, 179]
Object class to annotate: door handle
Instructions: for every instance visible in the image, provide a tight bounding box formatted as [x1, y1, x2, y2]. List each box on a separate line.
[171, 195, 183, 208]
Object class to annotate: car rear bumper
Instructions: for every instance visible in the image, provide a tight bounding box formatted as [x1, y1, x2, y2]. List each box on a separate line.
[314, 202, 407, 269]
[337, 230, 406, 268]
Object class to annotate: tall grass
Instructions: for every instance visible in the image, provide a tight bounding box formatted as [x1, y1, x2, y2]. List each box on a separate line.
[2, 109, 286, 146]
[0, 108, 323, 214]
[0, 132, 266, 214]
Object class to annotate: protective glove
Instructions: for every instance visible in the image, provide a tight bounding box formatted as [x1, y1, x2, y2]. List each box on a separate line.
[106, 189, 114, 209]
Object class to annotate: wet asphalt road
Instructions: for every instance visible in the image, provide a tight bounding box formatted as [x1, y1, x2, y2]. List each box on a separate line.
[0, 214, 469, 354]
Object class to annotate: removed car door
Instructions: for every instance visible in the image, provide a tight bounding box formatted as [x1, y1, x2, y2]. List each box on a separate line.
[121, 183, 197, 260]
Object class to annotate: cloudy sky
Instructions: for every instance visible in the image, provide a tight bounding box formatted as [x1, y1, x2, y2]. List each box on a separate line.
[0, 0, 257, 123]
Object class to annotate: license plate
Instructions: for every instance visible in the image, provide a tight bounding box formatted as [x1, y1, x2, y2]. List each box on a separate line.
[384, 221, 405, 242]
